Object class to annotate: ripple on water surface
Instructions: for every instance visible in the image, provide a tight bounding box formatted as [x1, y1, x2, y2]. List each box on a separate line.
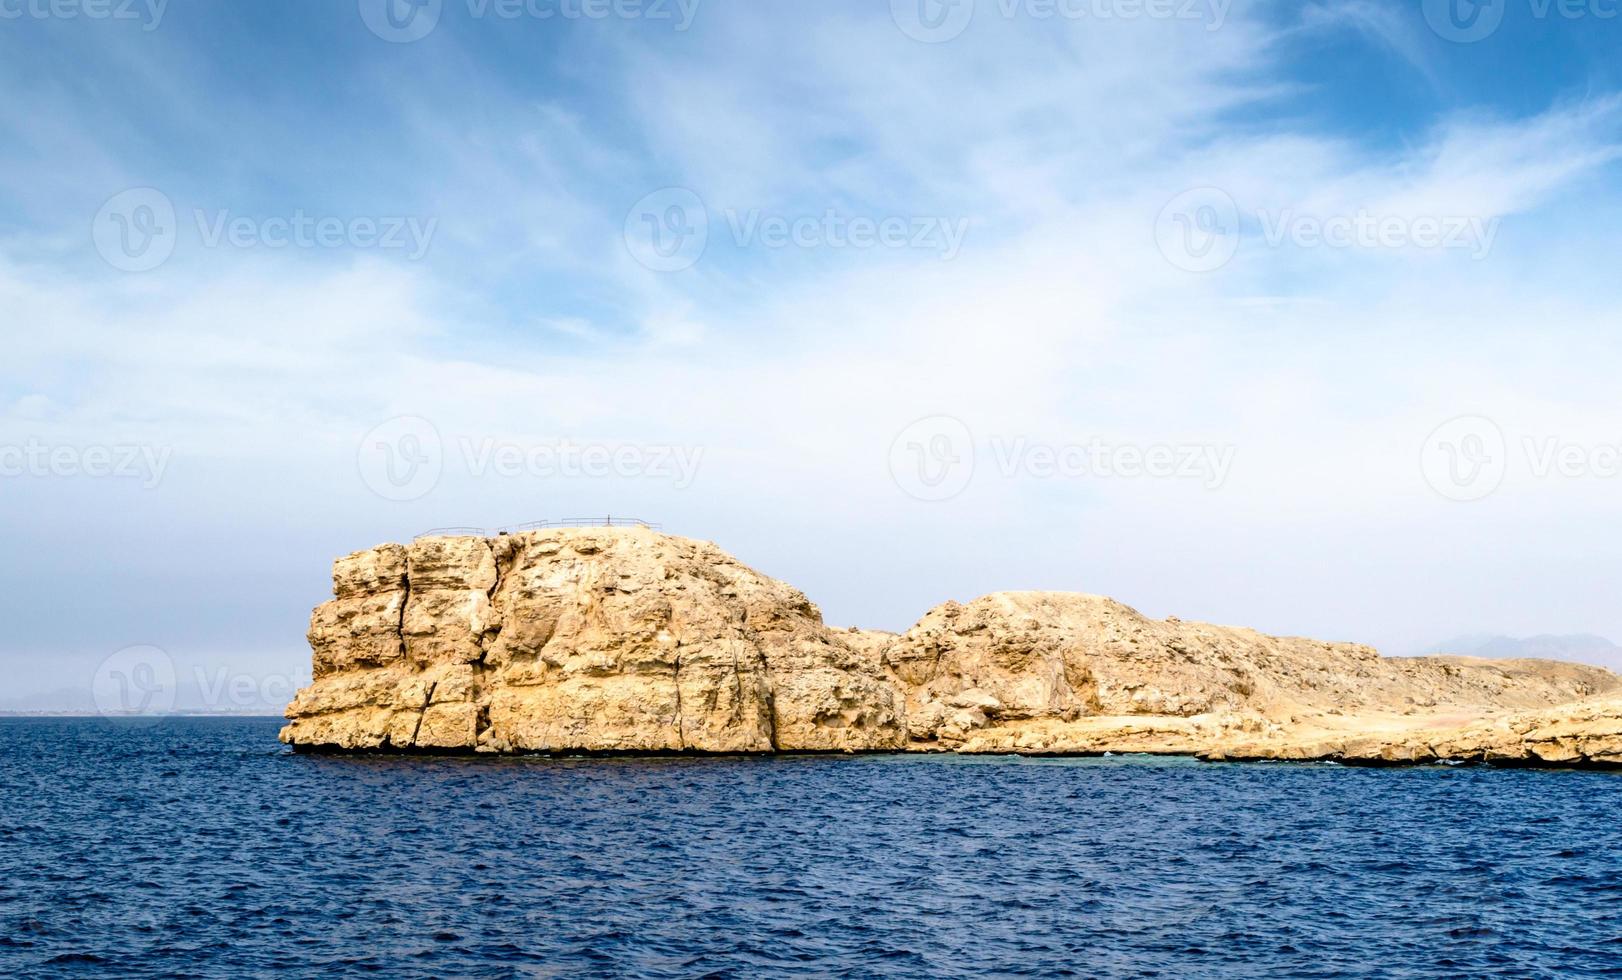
[0, 718, 1618, 978]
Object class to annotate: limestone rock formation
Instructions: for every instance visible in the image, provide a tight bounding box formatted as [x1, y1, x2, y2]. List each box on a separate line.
[884, 591, 1617, 757]
[282, 529, 1621, 767]
[1433, 694, 1622, 765]
[1210, 693, 1622, 766]
[281, 528, 904, 753]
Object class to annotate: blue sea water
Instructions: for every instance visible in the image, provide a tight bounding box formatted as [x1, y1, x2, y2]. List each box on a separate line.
[0, 718, 1619, 979]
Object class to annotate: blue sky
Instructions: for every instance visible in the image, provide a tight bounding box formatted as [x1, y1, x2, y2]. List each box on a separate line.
[3, 0, 1622, 707]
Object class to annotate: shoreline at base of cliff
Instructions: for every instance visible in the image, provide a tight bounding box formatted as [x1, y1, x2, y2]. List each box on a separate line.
[278, 743, 1622, 770]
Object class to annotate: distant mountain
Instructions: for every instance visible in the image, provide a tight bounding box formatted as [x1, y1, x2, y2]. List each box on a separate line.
[1423, 634, 1622, 674]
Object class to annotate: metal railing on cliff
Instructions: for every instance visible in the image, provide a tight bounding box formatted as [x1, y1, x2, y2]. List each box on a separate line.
[414, 516, 662, 540]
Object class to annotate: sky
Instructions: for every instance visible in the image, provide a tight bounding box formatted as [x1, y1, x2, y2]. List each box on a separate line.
[3, 0, 1622, 710]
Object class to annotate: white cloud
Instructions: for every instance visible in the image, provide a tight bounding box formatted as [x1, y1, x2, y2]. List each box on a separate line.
[3, 1, 1622, 688]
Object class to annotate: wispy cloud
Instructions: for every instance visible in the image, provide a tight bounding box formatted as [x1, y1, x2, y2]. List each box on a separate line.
[3, 1, 1622, 695]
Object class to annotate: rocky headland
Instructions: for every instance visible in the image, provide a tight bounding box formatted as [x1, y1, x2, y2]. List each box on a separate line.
[281, 527, 1622, 767]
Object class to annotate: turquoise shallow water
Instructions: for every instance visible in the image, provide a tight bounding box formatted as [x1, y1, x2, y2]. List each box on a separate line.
[1, 717, 1619, 978]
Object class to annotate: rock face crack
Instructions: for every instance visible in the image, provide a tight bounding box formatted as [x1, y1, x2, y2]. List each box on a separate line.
[731, 645, 747, 728]
[396, 563, 412, 665]
[469, 538, 504, 741]
[672, 647, 685, 750]
[480, 537, 508, 659]
[753, 636, 781, 753]
[410, 681, 438, 748]
[765, 688, 780, 752]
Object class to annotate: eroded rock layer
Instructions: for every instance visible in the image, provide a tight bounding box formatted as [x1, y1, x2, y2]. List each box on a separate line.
[282, 530, 1622, 765]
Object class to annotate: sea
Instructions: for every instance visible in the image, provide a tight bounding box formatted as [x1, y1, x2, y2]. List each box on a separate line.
[1, 717, 1618, 978]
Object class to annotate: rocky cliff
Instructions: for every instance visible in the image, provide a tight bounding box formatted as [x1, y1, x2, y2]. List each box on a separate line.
[282, 528, 1622, 766]
[281, 528, 903, 753]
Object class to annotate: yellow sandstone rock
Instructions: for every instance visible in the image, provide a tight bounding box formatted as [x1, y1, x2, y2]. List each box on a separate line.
[282, 528, 1622, 766]
[282, 527, 903, 753]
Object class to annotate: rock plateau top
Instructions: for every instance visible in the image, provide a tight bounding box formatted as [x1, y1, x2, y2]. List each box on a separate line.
[281, 528, 1622, 767]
